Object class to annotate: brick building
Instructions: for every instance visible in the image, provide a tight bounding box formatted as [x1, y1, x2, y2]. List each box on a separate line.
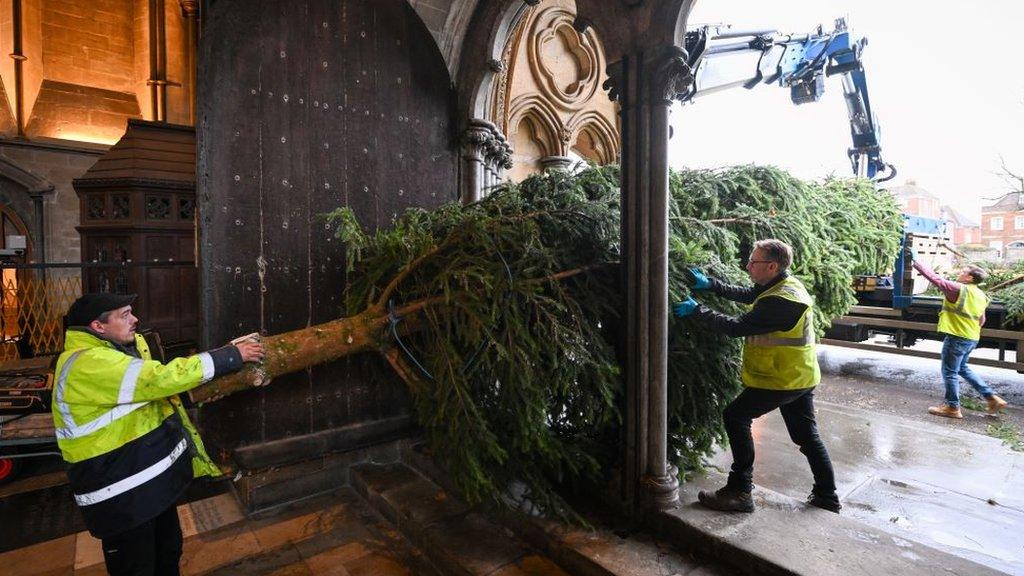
[981, 192, 1024, 257]
[888, 180, 941, 219]
[941, 205, 981, 246]
[888, 180, 985, 248]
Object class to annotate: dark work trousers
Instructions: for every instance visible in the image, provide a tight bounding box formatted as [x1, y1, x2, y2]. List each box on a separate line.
[723, 386, 837, 498]
[101, 505, 183, 576]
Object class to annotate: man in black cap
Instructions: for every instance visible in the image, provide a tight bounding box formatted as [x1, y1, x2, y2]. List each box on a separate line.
[54, 293, 264, 575]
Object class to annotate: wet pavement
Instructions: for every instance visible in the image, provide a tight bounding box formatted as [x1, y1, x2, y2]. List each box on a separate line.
[707, 344, 1024, 574]
[819, 339, 1024, 405]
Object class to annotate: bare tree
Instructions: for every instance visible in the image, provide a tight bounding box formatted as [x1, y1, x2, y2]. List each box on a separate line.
[998, 155, 1024, 195]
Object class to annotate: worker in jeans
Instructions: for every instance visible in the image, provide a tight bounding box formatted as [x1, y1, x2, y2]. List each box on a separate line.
[911, 256, 1008, 418]
[674, 239, 840, 513]
[53, 293, 265, 575]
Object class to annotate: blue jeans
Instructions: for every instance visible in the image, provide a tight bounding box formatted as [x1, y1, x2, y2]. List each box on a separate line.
[941, 335, 995, 407]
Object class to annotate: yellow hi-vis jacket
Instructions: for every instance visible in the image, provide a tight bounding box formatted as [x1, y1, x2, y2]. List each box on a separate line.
[53, 329, 227, 538]
[937, 284, 988, 342]
[741, 276, 820, 390]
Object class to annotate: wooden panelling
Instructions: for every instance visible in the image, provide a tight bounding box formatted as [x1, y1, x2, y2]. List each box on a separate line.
[196, 0, 457, 462]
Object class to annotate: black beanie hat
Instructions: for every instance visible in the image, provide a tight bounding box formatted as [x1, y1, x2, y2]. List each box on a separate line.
[65, 293, 137, 327]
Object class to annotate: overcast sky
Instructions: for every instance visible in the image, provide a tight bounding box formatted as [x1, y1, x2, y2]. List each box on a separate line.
[668, 1, 1024, 222]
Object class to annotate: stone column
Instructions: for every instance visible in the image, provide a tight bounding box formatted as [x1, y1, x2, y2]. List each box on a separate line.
[10, 0, 27, 137]
[461, 119, 494, 203]
[462, 120, 514, 200]
[497, 141, 514, 183]
[180, 0, 199, 125]
[483, 135, 499, 191]
[605, 45, 692, 511]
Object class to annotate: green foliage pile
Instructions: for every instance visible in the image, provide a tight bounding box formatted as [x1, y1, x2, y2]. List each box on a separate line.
[328, 164, 902, 518]
[992, 283, 1024, 327]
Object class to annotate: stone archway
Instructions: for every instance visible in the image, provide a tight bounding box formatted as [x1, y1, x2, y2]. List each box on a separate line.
[0, 154, 55, 261]
[452, 0, 702, 512]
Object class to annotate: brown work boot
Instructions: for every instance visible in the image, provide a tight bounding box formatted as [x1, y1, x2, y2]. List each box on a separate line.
[986, 394, 1008, 414]
[697, 486, 754, 513]
[928, 404, 963, 419]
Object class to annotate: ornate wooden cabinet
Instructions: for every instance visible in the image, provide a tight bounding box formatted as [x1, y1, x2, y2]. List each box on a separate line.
[73, 120, 198, 348]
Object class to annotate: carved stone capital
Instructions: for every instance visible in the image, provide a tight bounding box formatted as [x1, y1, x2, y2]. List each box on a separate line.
[462, 119, 498, 155]
[648, 45, 693, 105]
[603, 46, 694, 107]
[603, 60, 625, 104]
[462, 129, 490, 147]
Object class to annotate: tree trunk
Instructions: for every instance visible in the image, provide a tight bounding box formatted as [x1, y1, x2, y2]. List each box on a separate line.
[188, 298, 434, 404]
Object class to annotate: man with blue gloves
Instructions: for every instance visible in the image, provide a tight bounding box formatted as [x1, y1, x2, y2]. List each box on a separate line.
[673, 239, 840, 514]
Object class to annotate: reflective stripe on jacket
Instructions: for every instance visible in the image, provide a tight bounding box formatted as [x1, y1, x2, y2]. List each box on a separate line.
[741, 276, 820, 390]
[53, 329, 222, 538]
[937, 284, 988, 342]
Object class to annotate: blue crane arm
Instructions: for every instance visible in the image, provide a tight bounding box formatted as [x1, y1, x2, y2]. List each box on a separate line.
[681, 18, 896, 182]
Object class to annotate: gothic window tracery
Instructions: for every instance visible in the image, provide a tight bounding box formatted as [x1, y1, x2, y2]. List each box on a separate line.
[488, 0, 620, 182]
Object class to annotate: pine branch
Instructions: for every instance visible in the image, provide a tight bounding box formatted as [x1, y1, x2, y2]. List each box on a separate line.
[373, 241, 449, 309]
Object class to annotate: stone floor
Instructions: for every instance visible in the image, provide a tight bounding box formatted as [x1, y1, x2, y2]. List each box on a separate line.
[0, 488, 432, 576]
[706, 396, 1024, 574]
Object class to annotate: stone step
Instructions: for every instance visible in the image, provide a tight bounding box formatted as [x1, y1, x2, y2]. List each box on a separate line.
[649, 470, 1006, 576]
[184, 487, 440, 576]
[350, 462, 569, 576]
[350, 461, 734, 576]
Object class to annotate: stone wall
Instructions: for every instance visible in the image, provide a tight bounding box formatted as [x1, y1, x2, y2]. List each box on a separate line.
[493, 0, 619, 181]
[42, 0, 135, 93]
[0, 0, 195, 266]
[0, 141, 104, 263]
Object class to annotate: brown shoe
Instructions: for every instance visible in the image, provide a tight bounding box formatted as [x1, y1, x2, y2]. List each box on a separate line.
[987, 394, 1008, 414]
[928, 404, 963, 419]
[697, 486, 754, 513]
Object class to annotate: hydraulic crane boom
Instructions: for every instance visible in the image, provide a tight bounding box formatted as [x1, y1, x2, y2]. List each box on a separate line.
[682, 18, 896, 182]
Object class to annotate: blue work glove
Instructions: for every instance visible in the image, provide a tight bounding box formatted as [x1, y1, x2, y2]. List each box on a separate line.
[688, 267, 712, 290]
[673, 297, 699, 318]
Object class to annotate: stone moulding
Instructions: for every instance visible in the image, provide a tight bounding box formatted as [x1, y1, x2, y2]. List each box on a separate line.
[507, 94, 563, 157]
[527, 6, 600, 110]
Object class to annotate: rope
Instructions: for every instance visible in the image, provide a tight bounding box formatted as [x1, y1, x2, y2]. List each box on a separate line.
[387, 299, 434, 382]
[384, 244, 515, 381]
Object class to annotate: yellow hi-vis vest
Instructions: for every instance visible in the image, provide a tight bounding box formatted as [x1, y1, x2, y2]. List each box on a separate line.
[53, 329, 221, 537]
[741, 276, 820, 390]
[937, 284, 988, 341]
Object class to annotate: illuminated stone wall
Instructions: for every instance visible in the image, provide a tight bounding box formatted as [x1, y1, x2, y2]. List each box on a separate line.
[491, 0, 619, 182]
[0, 0, 196, 264]
[0, 0, 195, 144]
